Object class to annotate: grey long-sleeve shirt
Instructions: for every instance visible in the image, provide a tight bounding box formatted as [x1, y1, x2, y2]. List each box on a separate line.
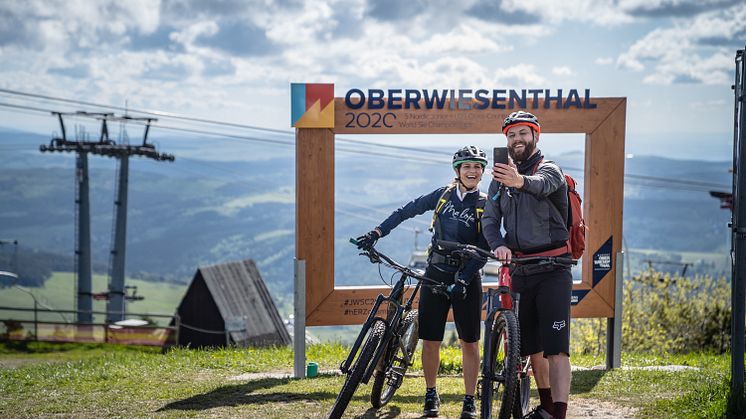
[481, 155, 569, 253]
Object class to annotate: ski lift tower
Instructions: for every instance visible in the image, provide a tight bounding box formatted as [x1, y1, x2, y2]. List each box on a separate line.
[95, 114, 174, 323]
[40, 112, 174, 324]
[40, 112, 116, 323]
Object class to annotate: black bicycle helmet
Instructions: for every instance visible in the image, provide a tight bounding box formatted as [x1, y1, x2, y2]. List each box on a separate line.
[502, 111, 541, 135]
[452, 145, 488, 168]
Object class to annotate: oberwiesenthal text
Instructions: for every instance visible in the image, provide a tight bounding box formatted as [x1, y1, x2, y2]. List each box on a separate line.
[345, 89, 597, 110]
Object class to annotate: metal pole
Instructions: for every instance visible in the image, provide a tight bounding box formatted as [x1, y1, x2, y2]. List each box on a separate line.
[107, 155, 129, 323]
[174, 315, 180, 347]
[731, 47, 746, 411]
[76, 152, 93, 323]
[294, 258, 306, 378]
[33, 300, 38, 341]
[606, 251, 624, 369]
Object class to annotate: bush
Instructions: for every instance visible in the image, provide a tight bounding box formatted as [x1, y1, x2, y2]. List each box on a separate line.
[572, 270, 730, 355]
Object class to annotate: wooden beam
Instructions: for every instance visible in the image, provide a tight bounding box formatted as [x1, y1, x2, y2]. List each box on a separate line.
[296, 128, 335, 314]
[584, 99, 627, 309]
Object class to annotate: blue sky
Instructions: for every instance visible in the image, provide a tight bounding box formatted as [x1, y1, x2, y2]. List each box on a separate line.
[0, 0, 744, 160]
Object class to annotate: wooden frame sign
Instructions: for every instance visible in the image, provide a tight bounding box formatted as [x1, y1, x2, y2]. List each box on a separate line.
[292, 84, 626, 326]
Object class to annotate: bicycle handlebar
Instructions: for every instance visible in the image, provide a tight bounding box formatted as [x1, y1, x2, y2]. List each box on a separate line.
[349, 238, 449, 293]
[434, 240, 577, 266]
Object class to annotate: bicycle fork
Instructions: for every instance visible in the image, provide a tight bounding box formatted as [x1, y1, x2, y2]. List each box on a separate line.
[362, 302, 405, 384]
[339, 293, 389, 375]
[379, 316, 416, 389]
[478, 282, 515, 396]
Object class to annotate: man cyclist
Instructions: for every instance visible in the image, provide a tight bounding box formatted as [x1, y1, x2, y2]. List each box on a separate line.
[481, 111, 573, 419]
[356, 146, 491, 419]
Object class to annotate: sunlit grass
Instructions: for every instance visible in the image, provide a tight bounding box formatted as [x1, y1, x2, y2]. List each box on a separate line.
[0, 342, 735, 417]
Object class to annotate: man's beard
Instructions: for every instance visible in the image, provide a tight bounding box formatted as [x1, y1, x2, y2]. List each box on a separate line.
[509, 138, 537, 162]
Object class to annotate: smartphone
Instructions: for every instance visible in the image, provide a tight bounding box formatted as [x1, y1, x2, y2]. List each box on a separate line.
[493, 147, 509, 166]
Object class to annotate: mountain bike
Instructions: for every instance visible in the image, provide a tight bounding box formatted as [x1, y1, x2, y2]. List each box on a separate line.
[328, 239, 450, 419]
[434, 240, 576, 419]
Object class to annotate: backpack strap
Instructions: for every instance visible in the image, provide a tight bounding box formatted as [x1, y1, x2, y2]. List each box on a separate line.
[429, 183, 457, 233]
[476, 191, 487, 233]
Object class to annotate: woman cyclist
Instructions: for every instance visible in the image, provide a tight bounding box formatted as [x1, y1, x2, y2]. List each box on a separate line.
[355, 145, 490, 419]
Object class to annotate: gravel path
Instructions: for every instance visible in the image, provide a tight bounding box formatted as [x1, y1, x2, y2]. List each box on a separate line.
[569, 397, 638, 418]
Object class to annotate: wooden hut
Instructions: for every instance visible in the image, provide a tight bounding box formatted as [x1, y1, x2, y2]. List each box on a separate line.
[175, 259, 290, 347]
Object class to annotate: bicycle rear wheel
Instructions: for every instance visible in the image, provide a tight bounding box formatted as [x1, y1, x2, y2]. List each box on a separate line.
[480, 310, 520, 419]
[370, 310, 419, 408]
[329, 319, 386, 419]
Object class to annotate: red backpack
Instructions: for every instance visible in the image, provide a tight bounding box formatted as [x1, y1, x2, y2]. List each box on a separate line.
[533, 160, 587, 259]
[564, 174, 586, 259]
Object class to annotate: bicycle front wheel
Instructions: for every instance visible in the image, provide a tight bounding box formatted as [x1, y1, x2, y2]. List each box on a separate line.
[370, 310, 419, 408]
[329, 319, 386, 419]
[480, 310, 520, 419]
[513, 358, 531, 418]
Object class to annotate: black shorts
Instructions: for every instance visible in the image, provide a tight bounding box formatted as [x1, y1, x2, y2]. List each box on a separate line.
[418, 265, 482, 343]
[512, 266, 572, 357]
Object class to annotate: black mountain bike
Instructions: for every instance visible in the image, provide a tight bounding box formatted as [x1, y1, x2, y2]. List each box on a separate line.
[328, 239, 449, 419]
[434, 240, 576, 419]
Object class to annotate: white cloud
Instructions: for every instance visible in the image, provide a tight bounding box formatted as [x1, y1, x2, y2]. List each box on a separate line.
[502, 0, 633, 26]
[263, 0, 336, 45]
[493, 64, 546, 87]
[0, 0, 161, 46]
[552, 66, 574, 76]
[595, 57, 614, 65]
[617, 3, 745, 84]
[170, 21, 219, 48]
[418, 24, 509, 55]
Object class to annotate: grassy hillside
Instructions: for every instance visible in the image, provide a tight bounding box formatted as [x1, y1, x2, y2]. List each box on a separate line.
[0, 272, 186, 325]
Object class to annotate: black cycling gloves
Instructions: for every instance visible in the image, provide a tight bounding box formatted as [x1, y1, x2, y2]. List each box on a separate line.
[355, 229, 381, 250]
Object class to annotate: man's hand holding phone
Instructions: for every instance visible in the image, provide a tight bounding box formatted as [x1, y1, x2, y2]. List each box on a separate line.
[492, 147, 524, 188]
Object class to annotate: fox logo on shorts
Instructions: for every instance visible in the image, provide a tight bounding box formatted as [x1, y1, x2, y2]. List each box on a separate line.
[552, 320, 566, 331]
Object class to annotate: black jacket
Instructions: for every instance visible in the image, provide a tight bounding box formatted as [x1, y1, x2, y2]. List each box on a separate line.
[377, 185, 489, 282]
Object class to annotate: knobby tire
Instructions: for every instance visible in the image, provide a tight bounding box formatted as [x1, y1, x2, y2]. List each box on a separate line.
[370, 310, 419, 408]
[329, 319, 386, 419]
[514, 362, 531, 418]
[480, 310, 520, 419]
